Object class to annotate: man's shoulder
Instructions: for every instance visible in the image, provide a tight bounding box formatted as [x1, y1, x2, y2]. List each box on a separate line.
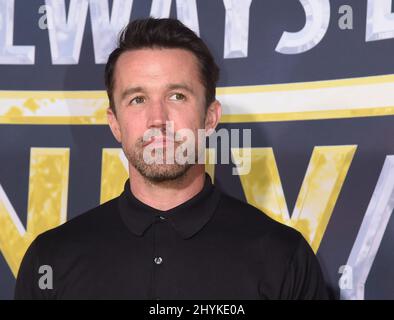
[216, 191, 304, 249]
[34, 197, 121, 251]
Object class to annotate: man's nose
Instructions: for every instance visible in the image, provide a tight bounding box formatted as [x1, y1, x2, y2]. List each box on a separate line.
[147, 99, 169, 129]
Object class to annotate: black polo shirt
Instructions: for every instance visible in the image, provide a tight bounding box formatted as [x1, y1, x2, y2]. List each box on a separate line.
[15, 175, 328, 300]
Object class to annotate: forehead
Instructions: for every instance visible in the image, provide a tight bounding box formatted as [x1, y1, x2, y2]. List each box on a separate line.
[113, 48, 202, 88]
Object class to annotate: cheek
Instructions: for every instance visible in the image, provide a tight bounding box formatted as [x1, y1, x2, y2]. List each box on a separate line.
[172, 107, 205, 130]
[118, 119, 143, 144]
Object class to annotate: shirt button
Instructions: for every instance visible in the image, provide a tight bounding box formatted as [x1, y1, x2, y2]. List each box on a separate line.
[154, 257, 163, 265]
[159, 216, 166, 221]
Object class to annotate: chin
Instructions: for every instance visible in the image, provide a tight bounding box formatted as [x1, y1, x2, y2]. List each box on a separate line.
[139, 164, 192, 183]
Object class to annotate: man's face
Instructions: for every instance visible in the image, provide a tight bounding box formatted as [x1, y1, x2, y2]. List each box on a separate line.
[107, 48, 220, 182]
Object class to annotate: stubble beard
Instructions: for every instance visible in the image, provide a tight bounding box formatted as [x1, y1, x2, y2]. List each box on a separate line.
[126, 138, 196, 183]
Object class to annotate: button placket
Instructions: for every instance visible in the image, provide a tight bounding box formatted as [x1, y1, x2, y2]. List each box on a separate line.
[152, 215, 166, 299]
[153, 216, 166, 268]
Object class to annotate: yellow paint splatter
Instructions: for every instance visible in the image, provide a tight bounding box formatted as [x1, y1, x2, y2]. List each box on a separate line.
[23, 98, 40, 112]
[4, 106, 23, 117]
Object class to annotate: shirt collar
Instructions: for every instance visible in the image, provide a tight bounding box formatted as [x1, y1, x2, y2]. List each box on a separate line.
[118, 174, 221, 239]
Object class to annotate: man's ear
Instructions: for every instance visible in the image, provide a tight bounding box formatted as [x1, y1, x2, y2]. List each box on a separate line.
[204, 100, 222, 133]
[107, 107, 122, 143]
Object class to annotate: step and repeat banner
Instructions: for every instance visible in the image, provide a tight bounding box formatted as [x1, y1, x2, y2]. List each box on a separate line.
[1, 0, 394, 299]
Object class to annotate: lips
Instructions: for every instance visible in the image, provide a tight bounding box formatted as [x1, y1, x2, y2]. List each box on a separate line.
[143, 136, 175, 148]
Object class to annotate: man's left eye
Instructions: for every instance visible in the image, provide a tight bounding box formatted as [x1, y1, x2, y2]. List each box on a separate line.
[169, 93, 186, 101]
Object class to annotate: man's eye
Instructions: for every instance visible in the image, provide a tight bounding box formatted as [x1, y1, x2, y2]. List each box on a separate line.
[130, 96, 145, 105]
[169, 93, 186, 101]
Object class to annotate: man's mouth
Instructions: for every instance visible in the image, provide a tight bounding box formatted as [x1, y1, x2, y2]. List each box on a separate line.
[142, 136, 175, 148]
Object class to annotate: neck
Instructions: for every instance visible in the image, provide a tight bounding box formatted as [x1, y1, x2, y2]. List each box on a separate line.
[129, 165, 206, 211]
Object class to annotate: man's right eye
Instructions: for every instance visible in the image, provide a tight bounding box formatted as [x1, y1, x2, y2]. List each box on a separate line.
[130, 96, 145, 105]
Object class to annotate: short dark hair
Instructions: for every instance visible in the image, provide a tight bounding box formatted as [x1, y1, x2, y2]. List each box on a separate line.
[104, 18, 220, 113]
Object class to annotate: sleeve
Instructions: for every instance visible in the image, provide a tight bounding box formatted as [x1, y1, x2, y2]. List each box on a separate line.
[14, 237, 51, 300]
[280, 234, 330, 300]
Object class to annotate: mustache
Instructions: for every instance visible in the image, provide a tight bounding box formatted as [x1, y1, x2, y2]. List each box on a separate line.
[136, 128, 179, 148]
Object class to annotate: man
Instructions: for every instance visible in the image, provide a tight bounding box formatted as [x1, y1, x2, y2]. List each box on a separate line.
[15, 18, 328, 299]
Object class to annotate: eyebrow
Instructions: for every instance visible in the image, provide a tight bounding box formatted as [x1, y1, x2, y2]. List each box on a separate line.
[119, 83, 196, 102]
[120, 86, 145, 102]
[166, 83, 195, 95]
